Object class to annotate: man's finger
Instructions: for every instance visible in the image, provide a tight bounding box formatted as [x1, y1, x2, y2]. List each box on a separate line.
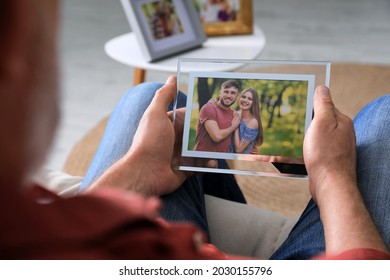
[150, 76, 177, 111]
[168, 107, 185, 120]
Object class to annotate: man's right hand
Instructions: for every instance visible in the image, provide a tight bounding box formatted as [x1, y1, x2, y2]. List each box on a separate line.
[303, 85, 357, 202]
[204, 110, 240, 143]
[231, 111, 241, 128]
[303, 85, 388, 255]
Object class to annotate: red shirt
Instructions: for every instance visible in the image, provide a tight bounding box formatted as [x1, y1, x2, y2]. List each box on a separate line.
[194, 103, 234, 153]
[0, 185, 389, 260]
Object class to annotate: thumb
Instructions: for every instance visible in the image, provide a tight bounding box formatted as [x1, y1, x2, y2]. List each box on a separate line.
[150, 76, 177, 112]
[313, 85, 336, 121]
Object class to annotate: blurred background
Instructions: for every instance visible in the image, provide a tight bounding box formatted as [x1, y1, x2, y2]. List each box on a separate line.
[46, 0, 390, 171]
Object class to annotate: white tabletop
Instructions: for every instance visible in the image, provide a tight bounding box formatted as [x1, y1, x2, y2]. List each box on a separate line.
[104, 25, 266, 73]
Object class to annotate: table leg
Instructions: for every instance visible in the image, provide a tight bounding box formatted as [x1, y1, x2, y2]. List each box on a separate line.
[133, 68, 146, 85]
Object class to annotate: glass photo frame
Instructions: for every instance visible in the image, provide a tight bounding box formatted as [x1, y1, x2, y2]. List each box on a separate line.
[174, 58, 331, 178]
[121, 0, 207, 62]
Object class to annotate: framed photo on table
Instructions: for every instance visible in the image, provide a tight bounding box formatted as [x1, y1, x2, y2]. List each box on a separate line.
[121, 0, 207, 62]
[193, 0, 253, 36]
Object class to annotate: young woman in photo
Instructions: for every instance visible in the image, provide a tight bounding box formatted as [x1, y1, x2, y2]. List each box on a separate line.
[231, 88, 264, 154]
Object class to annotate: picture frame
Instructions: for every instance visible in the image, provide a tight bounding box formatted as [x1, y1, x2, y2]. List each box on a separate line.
[174, 58, 331, 178]
[183, 71, 315, 161]
[121, 0, 207, 62]
[193, 0, 253, 36]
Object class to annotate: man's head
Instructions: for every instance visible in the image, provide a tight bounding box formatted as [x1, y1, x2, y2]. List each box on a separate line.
[218, 80, 240, 109]
[0, 0, 60, 187]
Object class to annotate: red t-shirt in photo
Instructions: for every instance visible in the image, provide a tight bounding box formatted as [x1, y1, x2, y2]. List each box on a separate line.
[194, 103, 234, 153]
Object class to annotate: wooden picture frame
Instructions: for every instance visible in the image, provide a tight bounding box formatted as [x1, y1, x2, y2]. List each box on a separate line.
[121, 0, 206, 62]
[194, 0, 253, 36]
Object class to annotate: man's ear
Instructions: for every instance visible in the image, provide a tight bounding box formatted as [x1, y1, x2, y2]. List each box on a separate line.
[0, 0, 31, 82]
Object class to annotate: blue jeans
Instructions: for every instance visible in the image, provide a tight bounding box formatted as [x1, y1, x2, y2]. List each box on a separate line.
[81, 83, 390, 259]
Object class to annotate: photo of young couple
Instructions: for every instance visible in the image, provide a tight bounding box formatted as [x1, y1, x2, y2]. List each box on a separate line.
[195, 80, 263, 154]
[184, 75, 313, 161]
[196, 0, 240, 23]
[142, 0, 184, 41]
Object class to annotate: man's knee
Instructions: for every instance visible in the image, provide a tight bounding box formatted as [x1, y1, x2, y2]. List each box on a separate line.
[354, 94, 390, 123]
[367, 94, 390, 114]
[121, 82, 187, 110]
[354, 94, 390, 147]
[119, 82, 164, 108]
[126, 82, 164, 98]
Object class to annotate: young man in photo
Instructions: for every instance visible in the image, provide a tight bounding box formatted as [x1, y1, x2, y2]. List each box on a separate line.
[194, 80, 241, 153]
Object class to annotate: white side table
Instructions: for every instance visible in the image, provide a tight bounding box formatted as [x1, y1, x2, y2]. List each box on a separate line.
[104, 25, 266, 85]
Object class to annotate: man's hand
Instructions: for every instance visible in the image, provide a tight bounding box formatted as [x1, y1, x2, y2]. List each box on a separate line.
[124, 76, 186, 196]
[86, 77, 186, 197]
[231, 111, 241, 128]
[304, 85, 357, 201]
[87, 76, 215, 197]
[204, 109, 240, 143]
[303, 86, 388, 255]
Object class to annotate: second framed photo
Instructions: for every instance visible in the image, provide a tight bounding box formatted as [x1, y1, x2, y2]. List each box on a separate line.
[193, 0, 253, 36]
[121, 0, 207, 61]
